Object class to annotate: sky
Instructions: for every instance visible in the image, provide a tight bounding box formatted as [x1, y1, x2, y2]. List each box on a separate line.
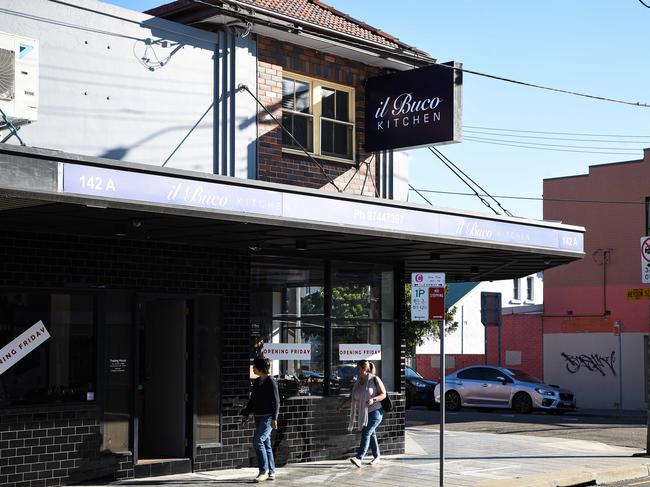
[104, 0, 650, 220]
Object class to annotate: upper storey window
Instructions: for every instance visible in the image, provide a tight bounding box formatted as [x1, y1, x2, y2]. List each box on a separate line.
[282, 73, 355, 162]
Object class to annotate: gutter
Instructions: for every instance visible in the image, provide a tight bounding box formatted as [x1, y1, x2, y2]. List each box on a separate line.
[161, 0, 436, 68]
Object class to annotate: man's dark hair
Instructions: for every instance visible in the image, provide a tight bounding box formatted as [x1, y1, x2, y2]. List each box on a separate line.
[253, 357, 270, 374]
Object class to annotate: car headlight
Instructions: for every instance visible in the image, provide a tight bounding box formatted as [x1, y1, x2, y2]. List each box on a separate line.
[535, 387, 556, 396]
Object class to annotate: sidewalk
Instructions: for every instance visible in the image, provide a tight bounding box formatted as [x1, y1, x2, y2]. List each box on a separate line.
[93, 427, 650, 487]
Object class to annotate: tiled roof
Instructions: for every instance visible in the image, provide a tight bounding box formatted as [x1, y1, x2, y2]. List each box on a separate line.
[148, 0, 430, 58]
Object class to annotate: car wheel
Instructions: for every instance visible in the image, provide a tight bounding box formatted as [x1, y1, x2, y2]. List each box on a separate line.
[445, 390, 462, 412]
[512, 392, 533, 413]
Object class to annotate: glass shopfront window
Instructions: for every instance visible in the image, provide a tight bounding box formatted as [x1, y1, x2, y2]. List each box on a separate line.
[251, 256, 325, 397]
[331, 262, 395, 393]
[250, 256, 395, 397]
[0, 293, 96, 407]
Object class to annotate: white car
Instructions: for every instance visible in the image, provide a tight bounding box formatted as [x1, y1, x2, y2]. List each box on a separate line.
[434, 366, 576, 413]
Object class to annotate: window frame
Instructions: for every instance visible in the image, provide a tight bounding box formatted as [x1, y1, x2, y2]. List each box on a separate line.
[513, 278, 521, 301]
[281, 72, 356, 164]
[526, 276, 534, 301]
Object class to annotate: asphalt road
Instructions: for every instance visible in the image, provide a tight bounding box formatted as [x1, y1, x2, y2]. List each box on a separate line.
[406, 406, 648, 450]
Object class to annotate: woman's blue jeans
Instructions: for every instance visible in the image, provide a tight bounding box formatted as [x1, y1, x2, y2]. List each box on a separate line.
[253, 415, 275, 474]
[356, 408, 384, 459]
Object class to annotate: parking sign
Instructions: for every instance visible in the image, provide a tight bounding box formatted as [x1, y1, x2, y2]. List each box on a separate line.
[641, 237, 650, 284]
[411, 272, 445, 321]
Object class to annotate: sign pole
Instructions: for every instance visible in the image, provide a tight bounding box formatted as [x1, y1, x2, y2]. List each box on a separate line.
[410, 272, 445, 485]
[647, 297, 650, 454]
[439, 317, 445, 487]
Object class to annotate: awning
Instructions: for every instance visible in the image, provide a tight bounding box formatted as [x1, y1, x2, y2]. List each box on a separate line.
[0, 145, 584, 281]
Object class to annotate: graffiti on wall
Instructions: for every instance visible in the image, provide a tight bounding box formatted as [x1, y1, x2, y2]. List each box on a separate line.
[560, 351, 616, 376]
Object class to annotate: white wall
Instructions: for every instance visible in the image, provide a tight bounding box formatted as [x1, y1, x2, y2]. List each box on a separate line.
[417, 272, 543, 355]
[1, 0, 220, 172]
[544, 332, 646, 410]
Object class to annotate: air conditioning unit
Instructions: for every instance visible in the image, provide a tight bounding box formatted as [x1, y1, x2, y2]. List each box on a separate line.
[0, 32, 38, 125]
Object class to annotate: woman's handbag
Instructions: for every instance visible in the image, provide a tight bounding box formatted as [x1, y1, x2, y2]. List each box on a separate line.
[381, 395, 393, 412]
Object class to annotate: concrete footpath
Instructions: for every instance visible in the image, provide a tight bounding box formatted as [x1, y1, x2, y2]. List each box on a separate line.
[96, 427, 650, 487]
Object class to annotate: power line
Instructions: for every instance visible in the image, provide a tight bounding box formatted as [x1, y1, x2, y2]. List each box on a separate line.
[13, 2, 650, 110]
[428, 147, 506, 215]
[639, 0, 650, 8]
[464, 125, 650, 138]
[463, 137, 639, 156]
[464, 135, 642, 152]
[465, 129, 650, 145]
[408, 187, 646, 205]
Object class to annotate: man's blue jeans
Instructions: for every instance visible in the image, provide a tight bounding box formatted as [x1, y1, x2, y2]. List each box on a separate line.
[254, 415, 275, 474]
[356, 408, 384, 459]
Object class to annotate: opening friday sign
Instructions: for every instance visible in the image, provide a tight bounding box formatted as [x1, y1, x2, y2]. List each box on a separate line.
[0, 321, 50, 376]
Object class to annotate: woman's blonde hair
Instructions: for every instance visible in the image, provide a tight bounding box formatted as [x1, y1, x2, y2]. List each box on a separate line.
[356, 359, 375, 374]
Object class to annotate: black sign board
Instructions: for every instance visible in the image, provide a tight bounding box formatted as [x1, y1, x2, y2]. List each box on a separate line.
[480, 292, 502, 327]
[364, 62, 462, 152]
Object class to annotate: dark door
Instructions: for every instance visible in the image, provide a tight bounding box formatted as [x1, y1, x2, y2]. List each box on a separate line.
[138, 298, 187, 459]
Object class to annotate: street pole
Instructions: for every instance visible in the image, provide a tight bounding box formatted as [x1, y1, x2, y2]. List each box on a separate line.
[439, 318, 445, 487]
[617, 320, 622, 411]
[498, 321, 502, 367]
[647, 298, 650, 454]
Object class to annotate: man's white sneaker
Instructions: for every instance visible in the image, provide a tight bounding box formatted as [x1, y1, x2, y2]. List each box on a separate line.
[369, 456, 380, 465]
[268, 473, 275, 481]
[254, 473, 269, 482]
[350, 457, 362, 468]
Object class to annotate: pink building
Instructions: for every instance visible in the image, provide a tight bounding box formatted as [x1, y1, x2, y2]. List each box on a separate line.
[543, 148, 650, 409]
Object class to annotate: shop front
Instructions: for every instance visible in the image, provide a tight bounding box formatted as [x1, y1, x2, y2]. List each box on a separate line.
[0, 145, 584, 486]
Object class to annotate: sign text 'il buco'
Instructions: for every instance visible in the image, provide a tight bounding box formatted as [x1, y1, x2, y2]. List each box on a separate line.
[364, 62, 462, 151]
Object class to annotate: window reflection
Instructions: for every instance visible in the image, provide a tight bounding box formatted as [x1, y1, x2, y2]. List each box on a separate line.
[0, 293, 95, 407]
[251, 257, 396, 396]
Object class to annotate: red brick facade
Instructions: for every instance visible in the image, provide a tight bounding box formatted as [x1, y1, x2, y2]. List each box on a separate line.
[257, 35, 382, 195]
[416, 313, 544, 381]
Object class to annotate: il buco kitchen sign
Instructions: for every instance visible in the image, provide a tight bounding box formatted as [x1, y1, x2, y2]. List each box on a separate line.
[364, 62, 462, 151]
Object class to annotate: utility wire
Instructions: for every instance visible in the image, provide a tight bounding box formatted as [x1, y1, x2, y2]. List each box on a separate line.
[428, 147, 498, 214]
[429, 147, 513, 216]
[408, 187, 647, 206]
[408, 183, 434, 206]
[465, 129, 650, 145]
[639, 0, 650, 8]
[464, 134, 641, 152]
[463, 137, 639, 156]
[45, 0, 217, 44]
[464, 125, 650, 138]
[162, 101, 214, 167]
[237, 84, 342, 192]
[6, 2, 645, 109]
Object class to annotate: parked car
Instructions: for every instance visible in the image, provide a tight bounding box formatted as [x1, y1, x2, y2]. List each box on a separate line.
[434, 366, 576, 413]
[405, 366, 438, 410]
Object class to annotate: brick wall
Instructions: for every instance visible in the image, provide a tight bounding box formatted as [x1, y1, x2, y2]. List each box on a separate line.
[0, 230, 251, 486]
[0, 230, 405, 485]
[417, 313, 544, 380]
[256, 36, 382, 195]
[486, 314, 544, 379]
[416, 354, 486, 380]
[0, 404, 131, 487]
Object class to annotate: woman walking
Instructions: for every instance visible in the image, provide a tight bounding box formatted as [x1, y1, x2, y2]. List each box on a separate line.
[337, 359, 387, 467]
[241, 357, 280, 482]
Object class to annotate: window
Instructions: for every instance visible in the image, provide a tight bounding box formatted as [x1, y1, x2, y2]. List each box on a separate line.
[513, 278, 520, 300]
[250, 256, 395, 397]
[0, 293, 96, 407]
[457, 367, 483, 380]
[282, 73, 355, 162]
[526, 276, 534, 301]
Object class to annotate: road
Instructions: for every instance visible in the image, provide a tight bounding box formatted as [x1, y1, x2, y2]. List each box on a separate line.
[406, 406, 647, 450]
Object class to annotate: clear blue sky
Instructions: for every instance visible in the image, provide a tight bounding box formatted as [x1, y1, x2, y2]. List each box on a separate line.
[105, 0, 650, 220]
